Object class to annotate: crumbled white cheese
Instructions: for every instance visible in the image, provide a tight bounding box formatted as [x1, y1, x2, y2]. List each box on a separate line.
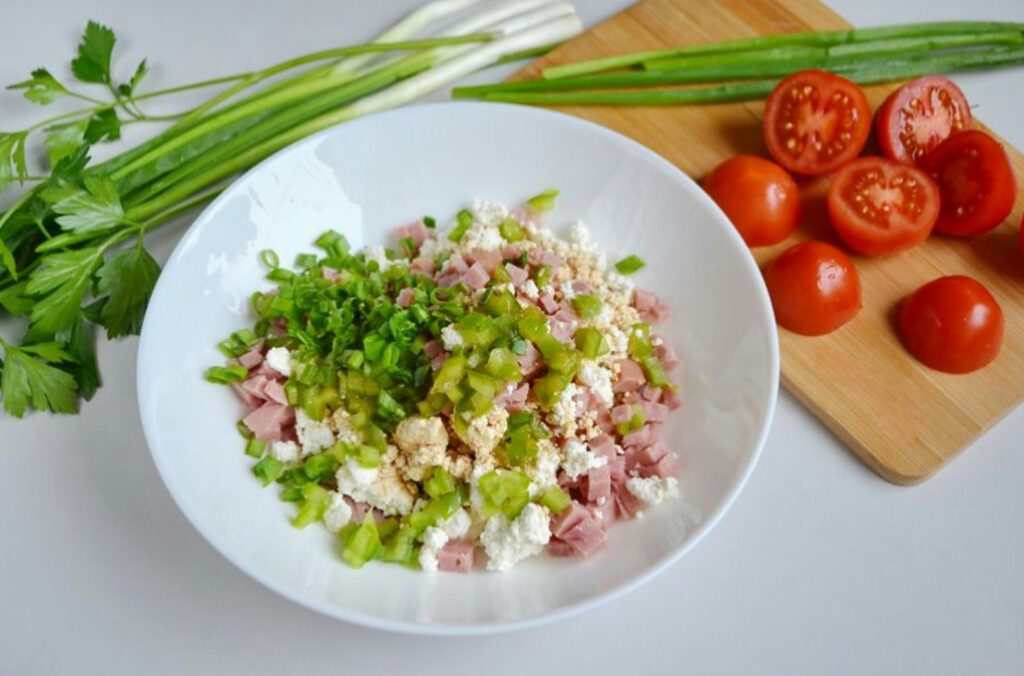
[603, 325, 628, 356]
[549, 382, 580, 434]
[520, 279, 540, 299]
[471, 199, 510, 226]
[626, 476, 680, 505]
[440, 324, 464, 350]
[480, 503, 551, 572]
[418, 526, 450, 573]
[295, 408, 336, 456]
[526, 439, 561, 496]
[606, 271, 635, 298]
[335, 457, 379, 492]
[264, 347, 292, 377]
[455, 406, 508, 458]
[569, 221, 591, 246]
[335, 448, 416, 516]
[559, 280, 576, 300]
[419, 235, 453, 260]
[323, 492, 353, 533]
[578, 359, 614, 407]
[651, 336, 663, 347]
[330, 409, 363, 446]
[563, 439, 608, 479]
[269, 440, 300, 463]
[394, 416, 450, 481]
[461, 224, 504, 252]
[439, 508, 472, 540]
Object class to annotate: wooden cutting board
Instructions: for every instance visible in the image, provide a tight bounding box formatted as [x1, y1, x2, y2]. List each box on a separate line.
[512, 0, 1024, 484]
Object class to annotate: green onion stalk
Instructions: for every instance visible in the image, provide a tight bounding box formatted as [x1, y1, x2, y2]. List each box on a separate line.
[0, 0, 582, 418]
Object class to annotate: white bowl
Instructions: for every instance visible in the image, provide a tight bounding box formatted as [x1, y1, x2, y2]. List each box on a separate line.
[137, 101, 779, 634]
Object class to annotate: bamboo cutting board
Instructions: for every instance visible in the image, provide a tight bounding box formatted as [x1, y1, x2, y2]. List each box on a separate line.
[513, 0, 1024, 484]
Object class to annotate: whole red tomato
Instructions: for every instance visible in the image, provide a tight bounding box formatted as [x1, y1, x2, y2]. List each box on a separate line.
[704, 155, 801, 247]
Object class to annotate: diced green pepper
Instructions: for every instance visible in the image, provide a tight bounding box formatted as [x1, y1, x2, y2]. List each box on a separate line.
[341, 515, 382, 569]
[498, 218, 526, 242]
[205, 365, 248, 384]
[449, 209, 474, 242]
[571, 294, 603, 320]
[245, 438, 266, 458]
[485, 347, 522, 382]
[537, 485, 571, 515]
[253, 455, 284, 486]
[292, 484, 331, 528]
[575, 326, 610, 360]
[424, 466, 457, 499]
[467, 370, 503, 398]
[526, 189, 558, 214]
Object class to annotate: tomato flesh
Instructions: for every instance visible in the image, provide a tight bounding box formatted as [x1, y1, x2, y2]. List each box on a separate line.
[827, 157, 940, 256]
[763, 241, 861, 336]
[899, 275, 1003, 374]
[876, 76, 972, 164]
[763, 70, 872, 176]
[703, 155, 801, 247]
[922, 130, 1017, 236]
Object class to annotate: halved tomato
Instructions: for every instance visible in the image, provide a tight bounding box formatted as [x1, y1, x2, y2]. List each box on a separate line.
[703, 155, 801, 247]
[763, 70, 872, 176]
[827, 157, 940, 256]
[922, 129, 1017, 236]
[875, 76, 972, 164]
[763, 241, 862, 336]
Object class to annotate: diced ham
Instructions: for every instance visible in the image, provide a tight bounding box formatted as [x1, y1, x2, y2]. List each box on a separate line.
[573, 389, 592, 416]
[410, 257, 436, 275]
[586, 465, 612, 504]
[495, 383, 529, 411]
[611, 404, 634, 425]
[237, 340, 266, 369]
[251, 361, 286, 381]
[442, 254, 468, 275]
[462, 262, 490, 290]
[346, 498, 383, 524]
[639, 453, 683, 479]
[510, 206, 532, 224]
[613, 359, 646, 393]
[240, 375, 270, 400]
[322, 266, 341, 282]
[640, 385, 662, 402]
[664, 389, 683, 411]
[431, 354, 448, 371]
[615, 481, 646, 519]
[620, 391, 641, 405]
[552, 304, 577, 324]
[395, 220, 430, 247]
[466, 248, 502, 273]
[539, 293, 559, 314]
[516, 342, 542, 378]
[640, 401, 669, 424]
[550, 501, 590, 539]
[242, 402, 295, 441]
[635, 441, 670, 469]
[396, 287, 415, 308]
[633, 289, 671, 322]
[592, 497, 617, 527]
[588, 434, 619, 461]
[607, 456, 626, 483]
[504, 263, 528, 286]
[437, 540, 475, 573]
[528, 248, 561, 271]
[561, 512, 607, 556]
[501, 245, 522, 261]
[549, 319, 575, 344]
[436, 273, 461, 288]
[262, 379, 289, 405]
[595, 409, 614, 434]
[623, 424, 659, 449]
[423, 340, 444, 360]
[655, 342, 680, 371]
[547, 538, 577, 557]
[571, 280, 593, 294]
[230, 382, 262, 409]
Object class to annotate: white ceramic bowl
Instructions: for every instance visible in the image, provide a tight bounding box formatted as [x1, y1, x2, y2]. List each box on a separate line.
[137, 101, 779, 634]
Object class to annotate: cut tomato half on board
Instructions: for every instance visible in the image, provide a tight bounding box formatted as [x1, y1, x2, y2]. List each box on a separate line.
[763, 241, 862, 336]
[763, 70, 872, 176]
[827, 157, 940, 256]
[875, 76, 972, 164]
[922, 129, 1017, 236]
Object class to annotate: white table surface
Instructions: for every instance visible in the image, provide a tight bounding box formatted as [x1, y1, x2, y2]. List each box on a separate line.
[2, 1, 1022, 674]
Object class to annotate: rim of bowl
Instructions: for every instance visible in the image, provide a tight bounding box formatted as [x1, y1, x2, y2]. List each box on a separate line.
[137, 100, 780, 636]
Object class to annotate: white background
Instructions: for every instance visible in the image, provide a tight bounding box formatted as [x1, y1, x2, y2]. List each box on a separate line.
[1, 1, 1022, 674]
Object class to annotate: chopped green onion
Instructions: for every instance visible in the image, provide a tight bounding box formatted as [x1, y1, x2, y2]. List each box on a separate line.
[537, 485, 570, 515]
[259, 249, 280, 270]
[423, 216, 436, 229]
[205, 365, 249, 384]
[341, 515, 382, 569]
[236, 419, 254, 440]
[356, 444, 382, 469]
[245, 439, 266, 458]
[302, 452, 338, 481]
[615, 255, 646, 275]
[571, 294, 602, 319]
[511, 339, 529, 356]
[526, 189, 558, 214]
[449, 209, 473, 242]
[253, 455, 284, 486]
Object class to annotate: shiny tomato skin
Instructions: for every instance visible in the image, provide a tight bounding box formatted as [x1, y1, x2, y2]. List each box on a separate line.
[827, 157, 940, 256]
[898, 276, 1003, 374]
[921, 130, 1017, 236]
[763, 70, 872, 177]
[876, 76, 972, 164]
[764, 241, 862, 336]
[704, 155, 801, 247]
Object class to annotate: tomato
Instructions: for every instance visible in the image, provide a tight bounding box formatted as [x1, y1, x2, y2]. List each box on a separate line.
[921, 130, 1017, 236]
[875, 76, 972, 164]
[763, 241, 861, 336]
[703, 155, 801, 247]
[827, 157, 940, 256]
[763, 70, 872, 176]
[898, 276, 1003, 374]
